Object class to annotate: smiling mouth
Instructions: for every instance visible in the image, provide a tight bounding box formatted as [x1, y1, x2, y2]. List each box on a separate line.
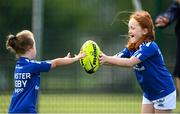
[129, 35, 134, 38]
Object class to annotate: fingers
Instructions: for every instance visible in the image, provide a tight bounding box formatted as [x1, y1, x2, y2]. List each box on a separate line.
[99, 52, 105, 58]
[99, 56, 103, 64]
[155, 16, 169, 27]
[155, 23, 166, 27]
[99, 52, 105, 65]
[81, 53, 86, 58]
[66, 52, 71, 58]
[74, 52, 86, 60]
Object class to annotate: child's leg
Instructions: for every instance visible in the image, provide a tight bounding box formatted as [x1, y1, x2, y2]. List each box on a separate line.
[176, 77, 180, 98]
[141, 96, 154, 114]
[141, 104, 154, 114]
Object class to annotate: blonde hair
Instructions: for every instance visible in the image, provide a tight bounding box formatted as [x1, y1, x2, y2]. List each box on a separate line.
[6, 30, 34, 55]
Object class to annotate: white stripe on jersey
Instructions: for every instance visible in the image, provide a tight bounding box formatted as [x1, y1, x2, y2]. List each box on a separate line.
[146, 42, 151, 47]
[116, 53, 124, 57]
[136, 53, 142, 58]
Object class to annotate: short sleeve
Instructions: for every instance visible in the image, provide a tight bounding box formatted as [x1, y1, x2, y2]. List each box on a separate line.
[115, 48, 131, 58]
[133, 42, 156, 62]
[30, 60, 52, 73]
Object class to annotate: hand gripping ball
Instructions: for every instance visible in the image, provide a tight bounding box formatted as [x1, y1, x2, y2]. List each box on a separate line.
[80, 40, 101, 74]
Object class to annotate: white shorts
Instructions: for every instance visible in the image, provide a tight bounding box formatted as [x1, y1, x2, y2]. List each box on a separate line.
[142, 91, 176, 110]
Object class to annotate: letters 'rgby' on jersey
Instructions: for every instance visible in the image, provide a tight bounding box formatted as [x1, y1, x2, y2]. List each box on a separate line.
[8, 57, 51, 113]
[116, 41, 175, 100]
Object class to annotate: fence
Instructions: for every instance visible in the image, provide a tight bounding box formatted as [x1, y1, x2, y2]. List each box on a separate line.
[0, 0, 179, 113]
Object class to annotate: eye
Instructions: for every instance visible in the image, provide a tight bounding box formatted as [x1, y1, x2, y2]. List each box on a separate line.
[129, 26, 134, 30]
[129, 26, 135, 30]
[131, 26, 135, 30]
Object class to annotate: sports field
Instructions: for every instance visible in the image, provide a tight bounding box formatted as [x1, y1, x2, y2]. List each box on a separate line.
[1, 93, 180, 113]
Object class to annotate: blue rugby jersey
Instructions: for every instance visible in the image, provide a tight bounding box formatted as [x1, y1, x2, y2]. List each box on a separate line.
[116, 41, 175, 100]
[8, 57, 51, 113]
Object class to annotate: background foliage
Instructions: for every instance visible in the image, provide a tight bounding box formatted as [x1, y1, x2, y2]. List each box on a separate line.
[0, 0, 178, 113]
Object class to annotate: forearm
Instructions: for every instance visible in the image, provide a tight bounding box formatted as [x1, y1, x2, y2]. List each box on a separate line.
[103, 56, 120, 66]
[51, 57, 78, 68]
[105, 56, 133, 67]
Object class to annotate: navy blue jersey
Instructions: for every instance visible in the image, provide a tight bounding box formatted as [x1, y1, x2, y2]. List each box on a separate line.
[158, 0, 180, 76]
[116, 42, 175, 100]
[8, 57, 51, 113]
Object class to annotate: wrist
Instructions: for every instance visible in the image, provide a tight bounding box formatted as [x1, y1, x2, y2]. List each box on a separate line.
[74, 56, 79, 62]
[107, 56, 111, 62]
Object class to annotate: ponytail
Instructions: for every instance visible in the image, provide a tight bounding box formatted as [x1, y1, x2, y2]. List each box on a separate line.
[6, 30, 34, 55]
[6, 34, 17, 53]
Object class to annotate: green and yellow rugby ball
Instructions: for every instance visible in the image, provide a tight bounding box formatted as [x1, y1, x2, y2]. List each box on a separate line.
[80, 40, 101, 74]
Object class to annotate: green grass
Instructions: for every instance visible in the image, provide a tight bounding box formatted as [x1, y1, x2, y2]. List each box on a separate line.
[39, 94, 142, 113]
[1, 94, 180, 113]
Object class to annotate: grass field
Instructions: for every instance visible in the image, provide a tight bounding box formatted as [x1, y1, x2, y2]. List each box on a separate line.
[1, 93, 180, 113]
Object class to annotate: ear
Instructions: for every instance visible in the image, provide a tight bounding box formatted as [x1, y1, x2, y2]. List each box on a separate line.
[28, 45, 35, 52]
[143, 28, 148, 35]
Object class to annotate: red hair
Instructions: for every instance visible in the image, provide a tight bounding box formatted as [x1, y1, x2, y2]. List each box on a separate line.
[127, 11, 155, 51]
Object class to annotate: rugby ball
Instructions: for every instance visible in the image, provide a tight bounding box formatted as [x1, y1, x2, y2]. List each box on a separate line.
[80, 40, 101, 74]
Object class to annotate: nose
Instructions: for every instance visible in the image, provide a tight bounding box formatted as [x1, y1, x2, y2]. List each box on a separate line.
[128, 30, 131, 34]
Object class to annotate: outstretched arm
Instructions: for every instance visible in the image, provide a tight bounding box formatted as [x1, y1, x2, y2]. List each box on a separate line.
[99, 53, 141, 67]
[51, 52, 85, 69]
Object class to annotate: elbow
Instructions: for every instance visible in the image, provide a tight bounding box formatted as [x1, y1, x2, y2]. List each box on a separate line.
[51, 60, 58, 69]
[51, 64, 56, 69]
[125, 57, 140, 67]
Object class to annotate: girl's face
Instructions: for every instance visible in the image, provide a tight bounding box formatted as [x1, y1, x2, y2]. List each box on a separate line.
[128, 18, 146, 43]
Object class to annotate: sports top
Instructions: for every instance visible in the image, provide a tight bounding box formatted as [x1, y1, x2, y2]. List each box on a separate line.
[116, 41, 175, 100]
[8, 57, 51, 113]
